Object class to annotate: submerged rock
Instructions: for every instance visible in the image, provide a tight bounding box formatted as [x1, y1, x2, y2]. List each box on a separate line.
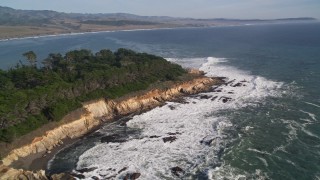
[163, 136, 177, 143]
[104, 174, 117, 179]
[171, 166, 184, 177]
[76, 167, 97, 173]
[200, 139, 214, 146]
[124, 172, 141, 180]
[167, 132, 181, 135]
[213, 89, 222, 92]
[200, 95, 212, 99]
[225, 79, 236, 86]
[91, 176, 99, 180]
[101, 134, 126, 143]
[118, 167, 128, 174]
[70, 172, 85, 179]
[149, 135, 161, 138]
[232, 82, 243, 87]
[211, 96, 218, 101]
[168, 105, 176, 110]
[119, 122, 127, 126]
[220, 96, 232, 103]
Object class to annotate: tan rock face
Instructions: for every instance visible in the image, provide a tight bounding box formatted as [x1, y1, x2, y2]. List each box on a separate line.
[0, 165, 47, 180]
[0, 76, 220, 179]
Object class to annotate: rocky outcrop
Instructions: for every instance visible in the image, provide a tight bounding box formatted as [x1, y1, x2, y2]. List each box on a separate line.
[0, 76, 221, 179]
[0, 165, 47, 180]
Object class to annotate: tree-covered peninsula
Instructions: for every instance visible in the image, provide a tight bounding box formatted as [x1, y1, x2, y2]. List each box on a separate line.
[0, 49, 186, 143]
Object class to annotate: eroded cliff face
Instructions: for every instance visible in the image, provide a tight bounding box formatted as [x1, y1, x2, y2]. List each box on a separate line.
[0, 76, 221, 179]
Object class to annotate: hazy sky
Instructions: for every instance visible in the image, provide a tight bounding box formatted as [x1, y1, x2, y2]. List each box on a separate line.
[1, 0, 320, 19]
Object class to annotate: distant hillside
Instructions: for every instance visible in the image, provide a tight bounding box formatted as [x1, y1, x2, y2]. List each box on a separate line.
[0, 6, 317, 39]
[0, 6, 164, 26]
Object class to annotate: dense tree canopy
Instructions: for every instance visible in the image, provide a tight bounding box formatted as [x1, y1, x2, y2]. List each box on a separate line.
[0, 49, 186, 143]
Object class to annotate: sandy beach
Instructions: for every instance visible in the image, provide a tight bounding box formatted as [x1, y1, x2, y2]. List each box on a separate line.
[0, 24, 180, 42]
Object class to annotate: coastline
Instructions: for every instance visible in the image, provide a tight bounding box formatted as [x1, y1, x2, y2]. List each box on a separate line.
[0, 73, 224, 179]
[0, 25, 182, 42]
[0, 25, 244, 42]
[1, 21, 318, 42]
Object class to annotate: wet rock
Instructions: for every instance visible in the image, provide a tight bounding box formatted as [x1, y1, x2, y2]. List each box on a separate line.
[225, 79, 236, 85]
[200, 139, 214, 146]
[211, 96, 218, 101]
[70, 172, 85, 179]
[220, 97, 232, 103]
[77, 167, 97, 173]
[91, 176, 100, 180]
[228, 92, 234, 94]
[119, 122, 127, 126]
[149, 135, 161, 138]
[168, 105, 176, 110]
[124, 173, 141, 180]
[163, 136, 177, 143]
[192, 101, 196, 104]
[171, 167, 184, 177]
[210, 86, 223, 93]
[216, 77, 227, 81]
[232, 83, 242, 87]
[118, 167, 128, 174]
[105, 175, 117, 179]
[106, 168, 115, 171]
[209, 87, 217, 92]
[175, 98, 189, 104]
[200, 95, 212, 99]
[168, 132, 181, 135]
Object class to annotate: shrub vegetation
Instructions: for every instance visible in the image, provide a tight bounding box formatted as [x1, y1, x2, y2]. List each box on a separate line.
[0, 49, 186, 143]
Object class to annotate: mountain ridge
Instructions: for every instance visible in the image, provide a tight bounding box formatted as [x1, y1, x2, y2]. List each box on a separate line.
[0, 6, 317, 25]
[0, 6, 317, 40]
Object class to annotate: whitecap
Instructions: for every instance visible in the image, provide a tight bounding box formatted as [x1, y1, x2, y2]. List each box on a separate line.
[247, 148, 272, 156]
[300, 110, 317, 121]
[75, 57, 284, 179]
[304, 101, 320, 108]
[257, 157, 269, 167]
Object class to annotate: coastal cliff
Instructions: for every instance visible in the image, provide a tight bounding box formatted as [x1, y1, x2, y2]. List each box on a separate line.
[0, 76, 222, 179]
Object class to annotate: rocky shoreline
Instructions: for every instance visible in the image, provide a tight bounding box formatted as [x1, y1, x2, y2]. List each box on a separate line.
[0, 74, 224, 179]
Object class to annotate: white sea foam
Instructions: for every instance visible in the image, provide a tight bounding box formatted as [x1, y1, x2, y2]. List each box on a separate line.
[208, 165, 270, 180]
[304, 101, 320, 108]
[247, 148, 272, 156]
[257, 157, 269, 167]
[300, 110, 317, 121]
[76, 57, 284, 179]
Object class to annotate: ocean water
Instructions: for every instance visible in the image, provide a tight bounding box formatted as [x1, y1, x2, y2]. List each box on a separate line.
[1, 22, 320, 179]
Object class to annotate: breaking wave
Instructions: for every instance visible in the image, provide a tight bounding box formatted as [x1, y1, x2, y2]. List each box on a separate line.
[69, 57, 284, 179]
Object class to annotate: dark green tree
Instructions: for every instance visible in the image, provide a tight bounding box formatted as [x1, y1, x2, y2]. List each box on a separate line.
[23, 51, 37, 67]
[0, 48, 187, 143]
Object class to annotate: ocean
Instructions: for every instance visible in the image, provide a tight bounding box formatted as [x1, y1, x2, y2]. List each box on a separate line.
[1, 22, 320, 179]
